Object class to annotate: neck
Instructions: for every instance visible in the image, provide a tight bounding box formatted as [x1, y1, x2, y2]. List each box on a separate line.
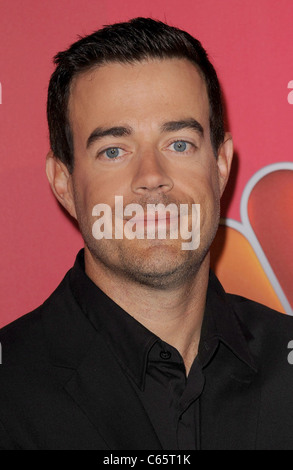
[84, 248, 210, 375]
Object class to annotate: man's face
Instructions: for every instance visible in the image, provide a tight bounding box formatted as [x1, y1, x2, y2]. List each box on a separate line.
[61, 58, 232, 288]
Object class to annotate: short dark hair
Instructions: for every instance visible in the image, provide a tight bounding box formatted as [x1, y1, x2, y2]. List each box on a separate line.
[47, 17, 225, 172]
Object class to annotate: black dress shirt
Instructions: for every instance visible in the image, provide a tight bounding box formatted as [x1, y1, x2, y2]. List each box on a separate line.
[70, 250, 256, 450]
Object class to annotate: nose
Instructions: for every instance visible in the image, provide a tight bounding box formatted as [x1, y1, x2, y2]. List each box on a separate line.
[131, 148, 174, 196]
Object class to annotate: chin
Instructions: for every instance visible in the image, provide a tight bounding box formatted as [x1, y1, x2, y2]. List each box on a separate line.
[117, 242, 204, 289]
[85, 232, 210, 288]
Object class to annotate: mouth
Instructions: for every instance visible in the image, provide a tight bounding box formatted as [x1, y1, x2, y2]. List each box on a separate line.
[121, 212, 181, 242]
[124, 213, 179, 227]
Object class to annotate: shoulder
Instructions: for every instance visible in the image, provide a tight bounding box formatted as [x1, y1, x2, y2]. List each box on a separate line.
[0, 304, 46, 367]
[227, 293, 293, 330]
[227, 293, 293, 366]
[0, 269, 83, 367]
[0, 267, 97, 432]
[209, 270, 293, 345]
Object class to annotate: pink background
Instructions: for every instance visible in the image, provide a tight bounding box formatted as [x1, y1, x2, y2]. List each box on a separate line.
[1, 0, 293, 327]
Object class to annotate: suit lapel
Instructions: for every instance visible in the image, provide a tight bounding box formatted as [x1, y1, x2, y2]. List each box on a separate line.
[200, 342, 260, 450]
[41, 285, 161, 450]
[197, 272, 261, 449]
[64, 332, 162, 450]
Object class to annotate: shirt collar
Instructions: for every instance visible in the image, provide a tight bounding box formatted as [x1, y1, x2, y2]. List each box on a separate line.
[69, 249, 257, 389]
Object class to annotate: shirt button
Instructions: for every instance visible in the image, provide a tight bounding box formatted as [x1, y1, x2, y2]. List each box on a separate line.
[160, 350, 171, 360]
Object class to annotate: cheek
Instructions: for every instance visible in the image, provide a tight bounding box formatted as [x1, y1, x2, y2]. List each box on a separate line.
[182, 163, 221, 235]
[204, 157, 221, 199]
[72, 172, 98, 219]
[179, 160, 220, 205]
[72, 171, 125, 221]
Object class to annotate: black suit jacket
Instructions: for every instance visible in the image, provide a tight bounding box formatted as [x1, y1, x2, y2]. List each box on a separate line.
[1, 260, 293, 450]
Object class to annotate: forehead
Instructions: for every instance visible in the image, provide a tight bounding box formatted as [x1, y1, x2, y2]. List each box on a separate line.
[68, 58, 210, 135]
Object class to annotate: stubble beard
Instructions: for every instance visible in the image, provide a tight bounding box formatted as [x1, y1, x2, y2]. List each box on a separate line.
[83, 236, 203, 290]
[74, 192, 220, 290]
[78, 220, 220, 291]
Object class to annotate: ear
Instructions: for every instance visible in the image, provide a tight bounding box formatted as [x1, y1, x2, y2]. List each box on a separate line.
[46, 151, 77, 219]
[216, 132, 234, 197]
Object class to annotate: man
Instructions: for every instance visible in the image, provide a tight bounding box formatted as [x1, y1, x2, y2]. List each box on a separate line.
[1, 17, 293, 451]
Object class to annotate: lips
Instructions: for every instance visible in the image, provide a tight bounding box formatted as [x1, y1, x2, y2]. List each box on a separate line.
[123, 214, 180, 240]
[124, 213, 178, 224]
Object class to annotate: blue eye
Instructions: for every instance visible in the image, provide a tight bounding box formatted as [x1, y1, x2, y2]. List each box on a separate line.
[173, 141, 187, 152]
[105, 147, 120, 159]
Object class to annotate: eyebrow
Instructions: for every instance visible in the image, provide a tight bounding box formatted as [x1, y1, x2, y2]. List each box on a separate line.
[160, 118, 204, 136]
[86, 118, 204, 149]
[86, 126, 132, 148]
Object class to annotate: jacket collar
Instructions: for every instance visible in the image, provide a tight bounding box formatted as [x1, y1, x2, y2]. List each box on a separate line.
[69, 250, 158, 389]
[199, 270, 258, 373]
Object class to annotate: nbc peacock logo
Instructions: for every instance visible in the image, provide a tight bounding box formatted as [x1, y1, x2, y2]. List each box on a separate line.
[211, 162, 293, 316]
